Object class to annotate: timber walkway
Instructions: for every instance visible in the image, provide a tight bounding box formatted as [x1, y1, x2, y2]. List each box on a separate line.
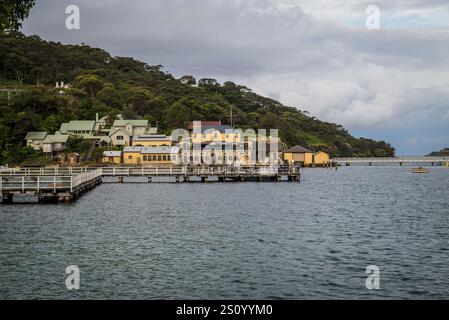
[0, 165, 301, 204]
[334, 156, 449, 166]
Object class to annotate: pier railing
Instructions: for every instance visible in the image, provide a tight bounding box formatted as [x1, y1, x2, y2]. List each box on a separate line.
[100, 165, 299, 177]
[0, 167, 91, 176]
[334, 156, 449, 163]
[0, 168, 103, 194]
[0, 165, 300, 177]
[1, 166, 298, 203]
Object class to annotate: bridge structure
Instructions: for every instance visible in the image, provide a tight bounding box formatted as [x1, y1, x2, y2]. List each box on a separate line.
[0, 165, 301, 204]
[333, 156, 449, 166]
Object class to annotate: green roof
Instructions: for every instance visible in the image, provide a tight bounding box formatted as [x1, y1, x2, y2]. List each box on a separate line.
[42, 134, 68, 144]
[25, 132, 47, 140]
[286, 145, 313, 153]
[60, 121, 95, 133]
[112, 119, 148, 128]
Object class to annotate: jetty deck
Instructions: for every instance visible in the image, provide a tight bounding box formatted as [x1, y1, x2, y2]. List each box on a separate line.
[0, 165, 301, 204]
[0, 169, 103, 203]
[334, 156, 449, 166]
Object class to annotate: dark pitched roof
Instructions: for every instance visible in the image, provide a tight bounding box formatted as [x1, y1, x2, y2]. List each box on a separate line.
[286, 145, 313, 153]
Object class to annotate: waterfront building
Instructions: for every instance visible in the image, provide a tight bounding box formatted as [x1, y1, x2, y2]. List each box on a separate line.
[122, 146, 180, 165]
[313, 151, 330, 166]
[132, 134, 172, 147]
[102, 151, 123, 165]
[25, 132, 48, 150]
[66, 153, 80, 165]
[42, 133, 69, 157]
[283, 145, 314, 166]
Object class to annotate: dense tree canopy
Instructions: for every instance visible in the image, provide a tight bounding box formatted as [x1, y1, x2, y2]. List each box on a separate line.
[0, 0, 35, 32]
[428, 148, 449, 156]
[0, 32, 395, 165]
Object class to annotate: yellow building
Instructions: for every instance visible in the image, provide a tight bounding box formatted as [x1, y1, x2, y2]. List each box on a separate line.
[313, 151, 330, 166]
[132, 135, 172, 147]
[189, 121, 281, 164]
[283, 145, 313, 166]
[102, 151, 122, 165]
[123, 146, 180, 165]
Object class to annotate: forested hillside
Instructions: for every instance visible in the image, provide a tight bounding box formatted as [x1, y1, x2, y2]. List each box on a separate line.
[428, 148, 449, 156]
[0, 32, 395, 165]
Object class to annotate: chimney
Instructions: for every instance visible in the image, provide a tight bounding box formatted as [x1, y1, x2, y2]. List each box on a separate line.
[61, 81, 64, 88]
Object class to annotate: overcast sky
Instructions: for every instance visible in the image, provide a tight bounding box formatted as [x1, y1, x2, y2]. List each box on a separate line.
[21, 0, 449, 155]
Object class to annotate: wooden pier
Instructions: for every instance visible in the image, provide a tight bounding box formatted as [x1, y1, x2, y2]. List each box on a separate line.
[0, 165, 300, 204]
[0, 169, 103, 203]
[334, 156, 449, 167]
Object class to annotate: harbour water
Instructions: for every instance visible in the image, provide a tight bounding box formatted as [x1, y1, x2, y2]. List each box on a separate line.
[0, 167, 448, 299]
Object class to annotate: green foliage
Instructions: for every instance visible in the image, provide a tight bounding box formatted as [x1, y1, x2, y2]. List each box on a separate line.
[96, 84, 123, 108]
[65, 136, 91, 155]
[19, 146, 49, 167]
[74, 74, 105, 97]
[0, 32, 396, 165]
[165, 98, 190, 129]
[0, 0, 36, 32]
[428, 148, 449, 156]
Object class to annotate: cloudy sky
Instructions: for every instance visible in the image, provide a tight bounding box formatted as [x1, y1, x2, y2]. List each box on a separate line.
[21, 0, 449, 155]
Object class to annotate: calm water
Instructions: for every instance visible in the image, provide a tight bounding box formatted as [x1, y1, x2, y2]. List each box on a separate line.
[1, 167, 448, 299]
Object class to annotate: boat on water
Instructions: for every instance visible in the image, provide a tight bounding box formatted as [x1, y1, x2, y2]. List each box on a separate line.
[411, 167, 429, 174]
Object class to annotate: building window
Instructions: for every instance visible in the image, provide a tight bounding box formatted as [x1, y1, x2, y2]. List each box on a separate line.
[143, 156, 148, 161]
[158, 155, 162, 161]
[162, 155, 167, 161]
[168, 155, 172, 161]
[117, 136, 124, 140]
[128, 156, 132, 160]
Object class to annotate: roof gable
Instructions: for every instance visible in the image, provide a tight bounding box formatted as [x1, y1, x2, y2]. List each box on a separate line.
[25, 132, 47, 140]
[109, 128, 131, 137]
[112, 119, 148, 128]
[60, 121, 95, 133]
[286, 145, 313, 153]
[42, 134, 68, 144]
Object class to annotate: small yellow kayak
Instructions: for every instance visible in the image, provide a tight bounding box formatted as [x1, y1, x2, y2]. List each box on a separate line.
[411, 167, 429, 174]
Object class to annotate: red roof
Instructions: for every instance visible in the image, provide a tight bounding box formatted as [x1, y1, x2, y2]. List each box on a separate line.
[188, 121, 222, 129]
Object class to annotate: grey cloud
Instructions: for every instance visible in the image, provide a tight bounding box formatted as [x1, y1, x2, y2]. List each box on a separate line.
[21, 0, 449, 154]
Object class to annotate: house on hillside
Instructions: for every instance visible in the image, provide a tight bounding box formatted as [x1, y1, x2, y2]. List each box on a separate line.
[111, 119, 149, 137]
[42, 134, 69, 157]
[25, 132, 48, 150]
[60, 121, 96, 137]
[109, 128, 132, 147]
